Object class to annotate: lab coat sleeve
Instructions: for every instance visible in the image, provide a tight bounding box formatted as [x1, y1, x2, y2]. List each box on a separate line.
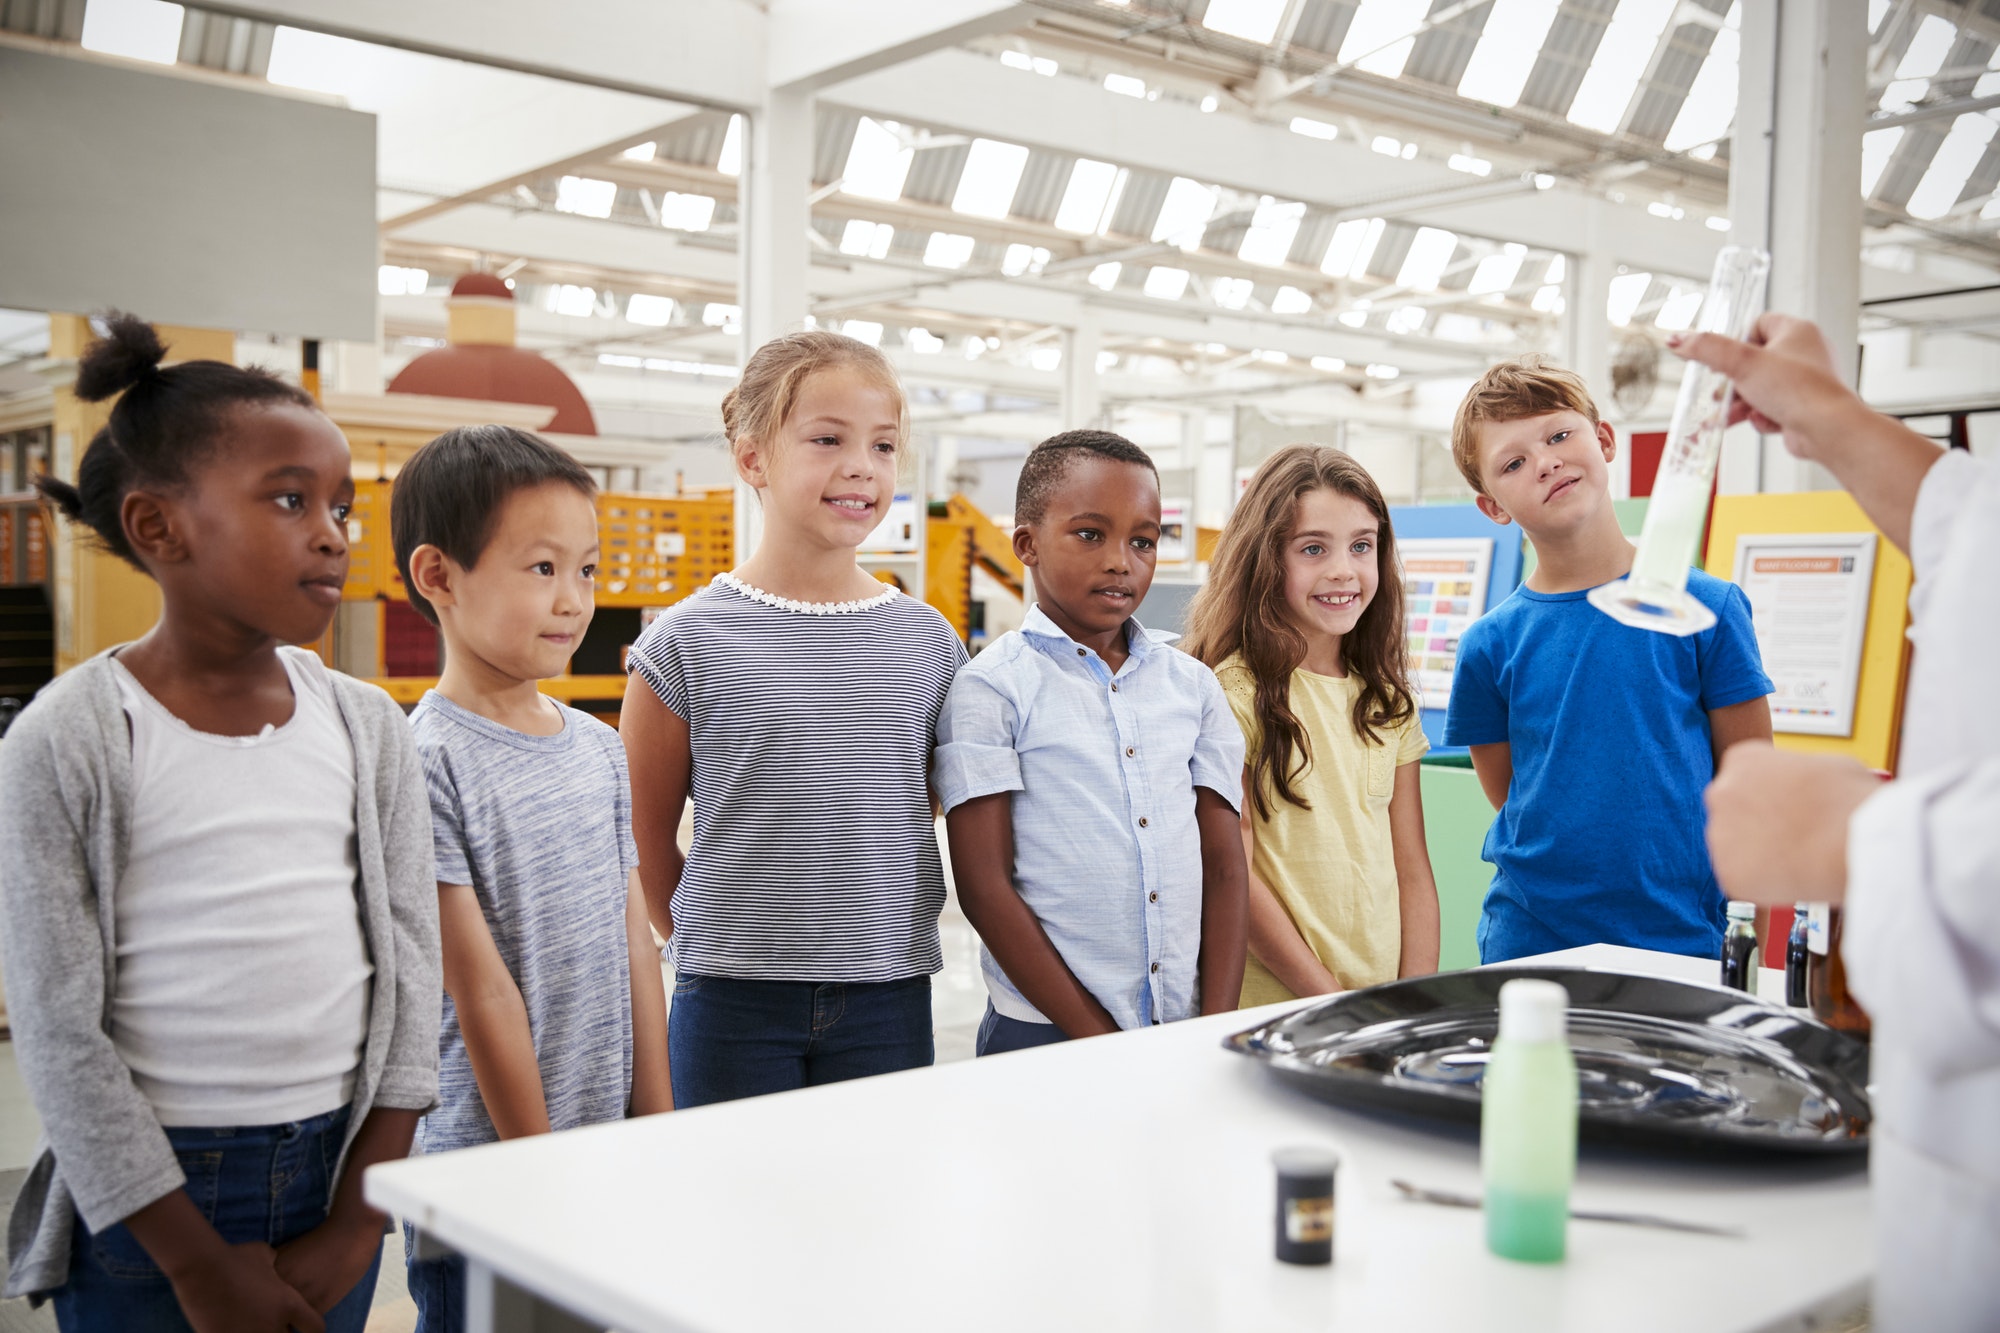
[1845, 760, 2000, 1079]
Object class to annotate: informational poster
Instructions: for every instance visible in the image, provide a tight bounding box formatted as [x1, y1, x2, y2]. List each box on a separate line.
[1158, 498, 1193, 566]
[1731, 531, 1877, 737]
[1399, 536, 1493, 711]
[859, 491, 921, 555]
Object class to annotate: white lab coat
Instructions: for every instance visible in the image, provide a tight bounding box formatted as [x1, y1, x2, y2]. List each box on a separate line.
[1844, 448, 2000, 1331]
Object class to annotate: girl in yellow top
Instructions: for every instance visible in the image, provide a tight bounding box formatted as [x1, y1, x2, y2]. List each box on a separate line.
[1185, 445, 1440, 1005]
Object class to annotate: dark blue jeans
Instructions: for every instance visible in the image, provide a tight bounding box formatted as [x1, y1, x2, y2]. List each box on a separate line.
[669, 973, 933, 1108]
[975, 1003, 1073, 1056]
[405, 1242, 465, 1333]
[53, 1104, 380, 1333]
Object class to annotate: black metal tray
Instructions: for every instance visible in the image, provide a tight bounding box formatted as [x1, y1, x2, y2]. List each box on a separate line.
[1224, 967, 1870, 1155]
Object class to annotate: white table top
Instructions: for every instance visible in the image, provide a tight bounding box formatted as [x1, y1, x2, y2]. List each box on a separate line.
[366, 945, 1868, 1333]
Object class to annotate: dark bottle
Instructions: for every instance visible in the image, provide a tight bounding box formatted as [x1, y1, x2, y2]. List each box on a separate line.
[1720, 900, 1759, 992]
[1808, 906, 1871, 1035]
[1785, 903, 1812, 1007]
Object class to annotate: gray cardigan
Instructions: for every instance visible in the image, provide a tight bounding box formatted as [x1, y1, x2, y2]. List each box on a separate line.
[0, 648, 441, 1299]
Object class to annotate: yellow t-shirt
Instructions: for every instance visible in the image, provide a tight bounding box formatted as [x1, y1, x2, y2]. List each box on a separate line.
[1216, 654, 1429, 1006]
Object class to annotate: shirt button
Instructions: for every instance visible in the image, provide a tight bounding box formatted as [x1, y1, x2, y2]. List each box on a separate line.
[1150, 962, 1160, 974]
[1111, 683, 1120, 692]
[1149, 891, 1159, 902]
[1076, 647, 1086, 656]
[1138, 817, 1149, 828]
[1125, 746, 1136, 757]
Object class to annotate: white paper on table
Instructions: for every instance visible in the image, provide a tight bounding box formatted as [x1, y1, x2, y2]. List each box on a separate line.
[1731, 531, 1877, 737]
[1398, 536, 1494, 712]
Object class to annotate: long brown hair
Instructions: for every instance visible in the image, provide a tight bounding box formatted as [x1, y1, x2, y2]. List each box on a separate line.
[1183, 445, 1415, 818]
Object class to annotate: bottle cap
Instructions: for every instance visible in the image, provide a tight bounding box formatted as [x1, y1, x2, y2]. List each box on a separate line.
[1726, 900, 1757, 921]
[1497, 978, 1568, 1043]
[1271, 1146, 1340, 1181]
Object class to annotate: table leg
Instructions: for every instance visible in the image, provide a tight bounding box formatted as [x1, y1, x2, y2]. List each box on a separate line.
[465, 1257, 601, 1333]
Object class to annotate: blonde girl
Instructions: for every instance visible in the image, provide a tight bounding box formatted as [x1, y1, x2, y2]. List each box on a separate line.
[1184, 445, 1439, 1003]
[619, 331, 966, 1107]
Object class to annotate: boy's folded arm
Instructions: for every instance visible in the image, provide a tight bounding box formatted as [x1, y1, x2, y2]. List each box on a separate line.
[437, 882, 551, 1139]
[1468, 742, 1511, 811]
[1194, 786, 1249, 1015]
[943, 794, 1120, 1038]
[1707, 695, 1773, 768]
[621, 674, 690, 941]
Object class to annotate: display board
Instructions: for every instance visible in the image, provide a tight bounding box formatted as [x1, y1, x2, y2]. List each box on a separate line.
[1704, 492, 1913, 772]
[1389, 505, 1525, 755]
[1730, 532, 1877, 737]
[1399, 537, 1494, 714]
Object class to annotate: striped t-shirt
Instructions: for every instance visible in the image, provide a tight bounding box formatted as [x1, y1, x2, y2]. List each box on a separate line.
[627, 574, 966, 982]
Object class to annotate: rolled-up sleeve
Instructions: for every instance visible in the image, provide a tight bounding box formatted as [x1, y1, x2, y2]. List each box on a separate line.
[1189, 670, 1246, 811]
[932, 668, 1026, 812]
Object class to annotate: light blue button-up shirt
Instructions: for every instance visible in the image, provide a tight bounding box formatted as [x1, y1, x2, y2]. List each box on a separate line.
[934, 606, 1244, 1030]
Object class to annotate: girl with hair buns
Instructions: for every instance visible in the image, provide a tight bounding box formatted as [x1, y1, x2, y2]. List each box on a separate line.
[0, 314, 440, 1332]
[620, 330, 966, 1108]
[1183, 445, 1440, 1004]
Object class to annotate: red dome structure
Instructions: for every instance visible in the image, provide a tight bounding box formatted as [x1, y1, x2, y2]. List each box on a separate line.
[387, 274, 598, 435]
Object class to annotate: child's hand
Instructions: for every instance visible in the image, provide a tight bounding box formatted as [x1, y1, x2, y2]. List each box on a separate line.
[169, 1240, 324, 1333]
[274, 1213, 383, 1315]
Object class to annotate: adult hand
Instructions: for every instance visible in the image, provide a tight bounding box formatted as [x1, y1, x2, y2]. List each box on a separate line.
[168, 1240, 325, 1333]
[1668, 313, 1858, 462]
[1703, 742, 1882, 904]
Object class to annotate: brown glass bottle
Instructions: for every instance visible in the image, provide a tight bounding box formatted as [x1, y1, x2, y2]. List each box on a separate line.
[1808, 906, 1870, 1036]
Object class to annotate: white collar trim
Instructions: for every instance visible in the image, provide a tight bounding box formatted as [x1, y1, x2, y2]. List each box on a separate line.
[714, 570, 899, 615]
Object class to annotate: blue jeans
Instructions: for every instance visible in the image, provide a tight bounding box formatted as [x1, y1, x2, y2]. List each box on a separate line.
[53, 1103, 380, 1333]
[669, 973, 933, 1108]
[976, 1003, 1072, 1056]
[405, 1242, 466, 1333]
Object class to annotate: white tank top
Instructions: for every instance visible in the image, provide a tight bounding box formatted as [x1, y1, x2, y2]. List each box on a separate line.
[110, 648, 373, 1127]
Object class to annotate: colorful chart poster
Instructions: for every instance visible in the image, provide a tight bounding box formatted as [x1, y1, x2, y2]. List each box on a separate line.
[1399, 536, 1493, 711]
[1731, 531, 1876, 738]
[1158, 498, 1193, 566]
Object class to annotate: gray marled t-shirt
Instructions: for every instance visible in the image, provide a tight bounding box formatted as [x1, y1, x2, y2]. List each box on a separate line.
[409, 692, 638, 1155]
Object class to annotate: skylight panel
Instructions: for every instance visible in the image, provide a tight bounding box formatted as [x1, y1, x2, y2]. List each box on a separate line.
[1030, 346, 1063, 372]
[1144, 266, 1192, 300]
[1290, 117, 1340, 141]
[843, 118, 914, 201]
[1905, 113, 1998, 219]
[1449, 154, 1492, 176]
[1321, 217, 1385, 278]
[923, 232, 976, 269]
[1881, 15, 1956, 111]
[840, 220, 895, 259]
[622, 143, 657, 161]
[1338, 0, 1430, 78]
[1055, 159, 1125, 234]
[1386, 306, 1427, 334]
[1202, 0, 1288, 45]
[718, 116, 744, 177]
[1860, 127, 1905, 197]
[952, 139, 1031, 219]
[1867, 0, 1889, 32]
[1544, 254, 1566, 283]
[1238, 197, 1304, 266]
[999, 50, 1058, 76]
[1212, 277, 1255, 309]
[1532, 285, 1564, 313]
[1312, 356, 1347, 373]
[1566, 0, 1676, 134]
[1271, 286, 1313, 314]
[842, 321, 884, 346]
[1606, 271, 1652, 326]
[625, 294, 677, 326]
[909, 328, 946, 354]
[1662, 3, 1740, 153]
[81, 0, 184, 64]
[1654, 285, 1702, 331]
[658, 192, 715, 232]
[703, 303, 741, 331]
[1396, 227, 1458, 292]
[1089, 262, 1123, 290]
[549, 285, 597, 318]
[556, 177, 618, 218]
[1366, 364, 1400, 380]
[1457, 0, 1561, 109]
[377, 266, 429, 297]
[1467, 246, 1525, 296]
[1152, 177, 1220, 251]
[1002, 244, 1050, 276]
[1104, 73, 1148, 98]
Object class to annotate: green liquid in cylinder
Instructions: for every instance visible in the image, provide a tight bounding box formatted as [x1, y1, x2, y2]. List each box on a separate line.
[1484, 1189, 1570, 1263]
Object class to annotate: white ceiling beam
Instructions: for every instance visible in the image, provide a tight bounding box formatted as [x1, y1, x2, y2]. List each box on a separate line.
[194, 0, 764, 108]
[768, 0, 1034, 93]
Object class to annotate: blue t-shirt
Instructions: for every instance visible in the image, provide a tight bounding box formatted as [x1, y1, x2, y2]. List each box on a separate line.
[409, 692, 640, 1155]
[1443, 569, 1772, 963]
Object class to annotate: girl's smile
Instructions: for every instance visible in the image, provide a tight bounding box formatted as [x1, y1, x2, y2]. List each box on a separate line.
[1284, 487, 1382, 675]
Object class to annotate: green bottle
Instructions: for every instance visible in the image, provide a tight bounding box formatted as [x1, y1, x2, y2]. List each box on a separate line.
[1481, 979, 1579, 1263]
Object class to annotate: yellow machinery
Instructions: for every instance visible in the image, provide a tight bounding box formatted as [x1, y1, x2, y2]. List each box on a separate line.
[925, 494, 1024, 643]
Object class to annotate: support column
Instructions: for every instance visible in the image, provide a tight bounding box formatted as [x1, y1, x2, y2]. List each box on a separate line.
[1059, 319, 1102, 431]
[1727, 0, 1865, 493]
[734, 87, 814, 562]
